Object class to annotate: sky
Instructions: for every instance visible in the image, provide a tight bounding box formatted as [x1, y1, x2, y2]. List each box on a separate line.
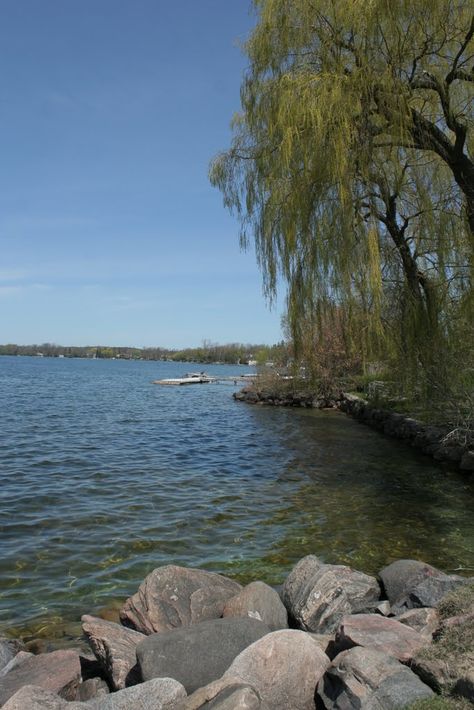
[0, 0, 284, 348]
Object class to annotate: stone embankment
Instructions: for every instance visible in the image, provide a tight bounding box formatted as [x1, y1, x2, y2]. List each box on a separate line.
[233, 387, 474, 472]
[1, 558, 473, 708]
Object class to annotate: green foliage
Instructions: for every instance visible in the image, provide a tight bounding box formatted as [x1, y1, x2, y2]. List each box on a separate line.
[210, 0, 474, 419]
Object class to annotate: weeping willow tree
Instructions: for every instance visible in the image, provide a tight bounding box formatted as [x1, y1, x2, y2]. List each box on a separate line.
[210, 0, 474, 413]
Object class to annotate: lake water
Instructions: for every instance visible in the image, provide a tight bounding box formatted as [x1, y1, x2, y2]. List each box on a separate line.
[0, 356, 473, 644]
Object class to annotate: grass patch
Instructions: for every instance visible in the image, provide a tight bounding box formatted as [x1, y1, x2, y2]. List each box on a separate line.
[412, 584, 474, 701]
[416, 617, 474, 674]
[437, 583, 474, 620]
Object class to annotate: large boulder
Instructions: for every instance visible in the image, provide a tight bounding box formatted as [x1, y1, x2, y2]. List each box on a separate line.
[177, 677, 268, 709]
[0, 640, 24, 674]
[0, 649, 82, 706]
[81, 614, 145, 689]
[222, 581, 288, 631]
[120, 565, 242, 634]
[379, 559, 470, 610]
[137, 617, 269, 693]
[407, 574, 472, 609]
[333, 614, 430, 662]
[222, 629, 330, 709]
[379, 559, 439, 606]
[317, 647, 434, 708]
[282, 555, 380, 632]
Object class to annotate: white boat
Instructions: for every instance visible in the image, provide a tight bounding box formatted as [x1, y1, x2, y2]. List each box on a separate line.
[153, 372, 214, 386]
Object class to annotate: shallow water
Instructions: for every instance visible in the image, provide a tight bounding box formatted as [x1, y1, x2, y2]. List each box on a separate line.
[0, 356, 473, 642]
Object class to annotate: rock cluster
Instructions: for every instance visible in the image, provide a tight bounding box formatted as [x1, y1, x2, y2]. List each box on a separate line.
[0, 558, 472, 709]
[233, 387, 340, 409]
[339, 394, 474, 470]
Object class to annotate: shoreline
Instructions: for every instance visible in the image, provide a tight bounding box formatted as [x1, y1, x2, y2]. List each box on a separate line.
[234, 387, 474, 474]
[1, 555, 473, 708]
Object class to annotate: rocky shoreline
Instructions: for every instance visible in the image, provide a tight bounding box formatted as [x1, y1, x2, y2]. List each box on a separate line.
[1, 557, 473, 708]
[233, 387, 474, 473]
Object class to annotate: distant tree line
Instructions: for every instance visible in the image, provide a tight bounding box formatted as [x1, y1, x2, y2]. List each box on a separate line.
[0, 341, 289, 366]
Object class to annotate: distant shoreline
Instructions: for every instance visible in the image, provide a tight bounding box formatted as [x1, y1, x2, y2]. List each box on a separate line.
[0, 343, 280, 365]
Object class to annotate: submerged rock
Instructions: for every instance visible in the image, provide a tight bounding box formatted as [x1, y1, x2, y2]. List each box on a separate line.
[137, 617, 269, 693]
[282, 555, 380, 632]
[120, 564, 241, 634]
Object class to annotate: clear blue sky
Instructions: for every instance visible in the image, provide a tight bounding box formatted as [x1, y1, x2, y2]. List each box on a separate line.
[0, 0, 284, 348]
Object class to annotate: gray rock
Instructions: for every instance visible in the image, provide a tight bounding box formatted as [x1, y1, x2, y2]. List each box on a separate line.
[223, 629, 330, 709]
[0, 649, 82, 706]
[317, 647, 434, 709]
[82, 614, 145, 689]
[376, 601, 392, 616]
[282, 555, 380, 632]
[87, 677, 187, 709]
[137, 617, 269, 693]
[222, 581, 288, 631]
[179, 677, 267, 709]
[395, 607, 439, 638]
[0, 651, 34, 679]
[0, 639, 24, 674]
[409, 656, 452, 693]
[76, 677, 110, 701]
[379, 559, 439, 606]
[1, 684, 85, 709]
[406, 573, 471, 609]
[2, 678, 186, 709]
[333, 613, 429, 662]
[120, 565, 241, 634]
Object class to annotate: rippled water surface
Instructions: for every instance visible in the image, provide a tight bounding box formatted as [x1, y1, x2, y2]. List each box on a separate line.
[1, 356, 473, 642]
